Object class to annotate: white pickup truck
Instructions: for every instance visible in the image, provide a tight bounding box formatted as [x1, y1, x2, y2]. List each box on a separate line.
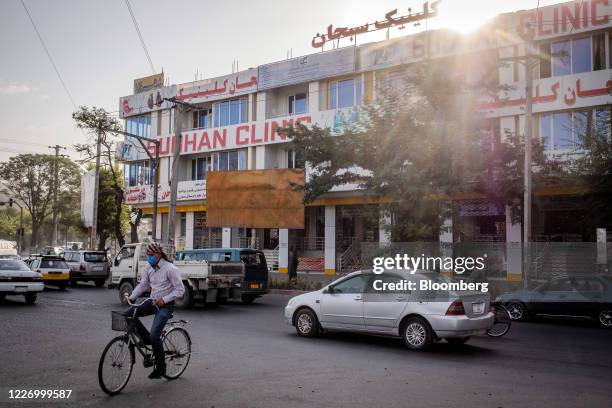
[109, 242, 244, 309]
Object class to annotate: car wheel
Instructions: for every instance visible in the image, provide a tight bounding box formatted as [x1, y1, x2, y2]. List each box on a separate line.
[446, 336, 470, 345]
[402, 317, 433, 351]
[24, 293, 37, 305]
[241, 294, 256, 304]
[175, 283, 194, 309]
[294, 308, 319, 337]
[506, 302, 527, 321]
[598, 309, 612, 329]
[119, 281, 134, 304]
[95, 279, 106, 288]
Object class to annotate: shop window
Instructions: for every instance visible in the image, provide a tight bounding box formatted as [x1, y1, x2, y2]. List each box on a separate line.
[180, 213, 186, 239]
[539, 109, 604, 152]
[127, 160, 153, 186]
[213, 97, 247, 127]
[125, 114, 151, 137]
[592, 33, 606, 71]
[211, 150, 247, 171]
[287, 149, 305, 169]
[289, 93, 307, 115]
[571, 37, 591, 73]
[552, 40, 571, 76]
[329, 78, 362, 109]
[193, 108, 212, 130]
[191, 157, 210, 180]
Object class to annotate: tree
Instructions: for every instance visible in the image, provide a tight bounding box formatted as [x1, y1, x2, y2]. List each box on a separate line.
[0, 208, 19, 241]
[95, 166, 130, 250]
[73, 106, 133, 248]
[286, 59, 502, 241]
[0, 154, 81, 248]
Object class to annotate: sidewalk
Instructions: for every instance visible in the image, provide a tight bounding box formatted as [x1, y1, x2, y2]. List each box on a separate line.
[268, 271, 342, 295]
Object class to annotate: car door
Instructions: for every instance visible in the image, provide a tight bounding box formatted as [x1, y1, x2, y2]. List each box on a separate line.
[537, 278, 581, 316]
[319, 274, 368, 330]
[363, 274, 409, 332]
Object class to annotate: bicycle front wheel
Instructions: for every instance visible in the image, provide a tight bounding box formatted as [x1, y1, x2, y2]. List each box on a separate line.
[487, 305, 512, 337]
[98, 336, 134, 395]
[162, 327, 191, 380]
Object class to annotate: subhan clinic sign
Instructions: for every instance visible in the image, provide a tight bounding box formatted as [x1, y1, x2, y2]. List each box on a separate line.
[139, 109, 354, 158]
[513, 0, 610, 41]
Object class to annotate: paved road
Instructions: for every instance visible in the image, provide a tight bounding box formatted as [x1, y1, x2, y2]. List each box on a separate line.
[1, 284, 611, 408]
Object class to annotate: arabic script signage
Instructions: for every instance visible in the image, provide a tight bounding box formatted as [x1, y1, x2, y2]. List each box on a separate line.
[177, 68, 258, 104]
[311, 1, 440, 49]
[480, 71, 612, 117]
[119, 85, 177, 119]
[125, 180, 206, 205]
[258, 47, 355, 90]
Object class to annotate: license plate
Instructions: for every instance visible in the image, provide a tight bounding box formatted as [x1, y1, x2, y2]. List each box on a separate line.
[92, 266, 103, 271]
[45, 272, 67, 280]
[472, 302, 484, 314]
[250, 283, 260, 289]
[14, 286, 28, 293]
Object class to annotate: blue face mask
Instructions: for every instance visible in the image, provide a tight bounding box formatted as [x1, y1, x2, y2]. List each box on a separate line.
[147, 255, 159, 267]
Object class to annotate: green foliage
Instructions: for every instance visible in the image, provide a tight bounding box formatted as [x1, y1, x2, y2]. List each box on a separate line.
[0, 154, 81, 248]
[0, 209, 19, 240]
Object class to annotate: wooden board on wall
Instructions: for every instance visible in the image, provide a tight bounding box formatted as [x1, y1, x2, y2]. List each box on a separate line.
[206, 169, 305, 229]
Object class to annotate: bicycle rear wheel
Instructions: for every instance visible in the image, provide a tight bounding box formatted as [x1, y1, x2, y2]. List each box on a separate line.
[98, 336, 134, 395]
[487, 305, 512, 337]
[162, 327, 191, 380]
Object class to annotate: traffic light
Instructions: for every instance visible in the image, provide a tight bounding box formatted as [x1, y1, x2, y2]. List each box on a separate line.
[8, 198, 13, 207]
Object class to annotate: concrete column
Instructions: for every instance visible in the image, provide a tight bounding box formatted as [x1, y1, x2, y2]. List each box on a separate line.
[506, 205, 523, 282]
[231, 227, 241, 247]
[324, 205, 336, 275]
[185, 212, 194, 250]
[255, 146, 266, 170]
[222, 227, 231, 248]
[439, 205, 453, 276]
[308, 81, 319, 112]
[278, 228, 289, 273]
[256, 91, 266, 121]
[155, 213, 162, 241]
[379, 209, 392, 246]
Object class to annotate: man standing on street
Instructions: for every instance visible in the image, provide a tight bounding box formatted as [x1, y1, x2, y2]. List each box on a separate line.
[126, 242, 184, 379]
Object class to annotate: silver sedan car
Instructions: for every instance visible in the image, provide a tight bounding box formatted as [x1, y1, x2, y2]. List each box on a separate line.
[284, 270, 494, 350]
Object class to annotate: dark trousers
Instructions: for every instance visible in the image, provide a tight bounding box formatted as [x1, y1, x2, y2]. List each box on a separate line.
[125, 300, 174, 371]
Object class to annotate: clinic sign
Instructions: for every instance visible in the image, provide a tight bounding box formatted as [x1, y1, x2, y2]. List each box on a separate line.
[176, 68, 258, 104]
[512, 0, 610, 40]
[119, 85, 177, 118]
[125, 180, 206, 205]
[136, 108, 357, 158]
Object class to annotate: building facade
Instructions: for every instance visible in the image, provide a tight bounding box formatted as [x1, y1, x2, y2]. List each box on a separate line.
[117, 0, 611, 276]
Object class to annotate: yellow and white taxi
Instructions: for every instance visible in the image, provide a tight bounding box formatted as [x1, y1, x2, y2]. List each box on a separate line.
[29, 256, 70, 290]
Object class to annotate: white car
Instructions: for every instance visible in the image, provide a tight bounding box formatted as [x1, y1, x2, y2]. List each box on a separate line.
[0, 259, 44, 304]
[284, 270, 494, 350]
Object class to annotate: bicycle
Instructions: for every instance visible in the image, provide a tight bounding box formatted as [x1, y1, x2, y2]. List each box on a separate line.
[98, 297, 192, 395]
[486, 303, 512, 337]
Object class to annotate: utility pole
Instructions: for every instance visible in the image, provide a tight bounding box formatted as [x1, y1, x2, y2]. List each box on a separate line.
[166, 104, 183, 245]
[163, 97, 197, 245]
[49, 144, 66, 247]
[91, 127, 102, 250]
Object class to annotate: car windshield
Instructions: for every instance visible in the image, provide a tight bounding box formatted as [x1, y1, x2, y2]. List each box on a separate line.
[0, 259, 31, 271]
[84, 252, 106, 262]
[40, 259, 68, 269]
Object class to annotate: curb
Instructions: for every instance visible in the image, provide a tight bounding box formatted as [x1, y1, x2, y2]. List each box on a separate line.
[269, 289, 309, 296]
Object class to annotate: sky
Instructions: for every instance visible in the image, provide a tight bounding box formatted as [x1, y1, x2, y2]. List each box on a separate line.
[0, 0, 564, 163]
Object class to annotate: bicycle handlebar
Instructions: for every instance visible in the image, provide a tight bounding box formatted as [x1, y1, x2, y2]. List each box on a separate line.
[125, 296, 155, 307]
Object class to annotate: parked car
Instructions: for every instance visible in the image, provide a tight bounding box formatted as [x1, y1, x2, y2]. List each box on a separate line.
[284, 270, 493, 350]
[497, 275, 612, 328]
[28, 255, 70, 290]
[60, 250, 109, 287]
[0, 258, 44, 304]
[176, 248, 269, 303]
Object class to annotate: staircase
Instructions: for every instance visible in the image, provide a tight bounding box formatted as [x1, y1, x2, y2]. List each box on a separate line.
[338, 240, 362, 274]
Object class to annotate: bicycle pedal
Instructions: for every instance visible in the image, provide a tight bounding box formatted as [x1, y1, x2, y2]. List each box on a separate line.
[143, 356, 155, 368]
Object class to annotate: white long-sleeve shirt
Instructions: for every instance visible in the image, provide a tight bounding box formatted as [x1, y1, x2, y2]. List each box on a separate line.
[129, 258, 185, 304]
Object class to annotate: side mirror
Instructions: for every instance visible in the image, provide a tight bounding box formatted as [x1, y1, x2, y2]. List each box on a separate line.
[325, 286, 334, 294]
[114, 257, 120, 267]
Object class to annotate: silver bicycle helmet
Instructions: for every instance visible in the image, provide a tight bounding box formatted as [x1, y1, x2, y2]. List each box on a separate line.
[146, 242, 164, 254]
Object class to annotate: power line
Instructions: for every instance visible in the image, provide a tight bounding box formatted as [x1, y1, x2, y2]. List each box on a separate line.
[124, 0, 156, 74]
[19, 0, 77, 109]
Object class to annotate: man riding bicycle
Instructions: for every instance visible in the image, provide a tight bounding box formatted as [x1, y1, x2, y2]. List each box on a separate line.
[125, 242, 184, 379]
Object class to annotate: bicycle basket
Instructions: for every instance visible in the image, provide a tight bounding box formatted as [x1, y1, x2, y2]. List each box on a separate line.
[111, 311, 129, 331]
